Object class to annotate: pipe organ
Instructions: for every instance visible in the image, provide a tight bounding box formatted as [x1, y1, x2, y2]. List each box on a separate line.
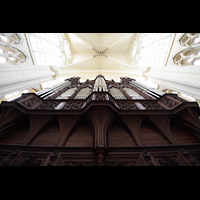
[35, 75, 164, 101]
[0, 75, 200, 166]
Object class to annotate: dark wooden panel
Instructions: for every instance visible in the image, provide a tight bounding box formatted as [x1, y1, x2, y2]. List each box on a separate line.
[0, 115, 30, 145]
[85, 105, 115, 148]
[29, 116, 60, 146]
[170, 116, 200, 144]
[108, 116, 137, 147]
[65, 116, 94, 147]
[140, 116, 171, 146]
[56, 115, 80, 146]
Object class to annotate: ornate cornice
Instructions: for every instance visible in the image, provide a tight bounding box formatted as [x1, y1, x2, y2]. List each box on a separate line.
[1, 76, 197, 116]
[1, 92, 196, 116]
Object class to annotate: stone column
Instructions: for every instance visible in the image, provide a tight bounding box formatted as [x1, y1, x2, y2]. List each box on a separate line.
[146, 65, 200, 100]
[0, 64, 54, 98]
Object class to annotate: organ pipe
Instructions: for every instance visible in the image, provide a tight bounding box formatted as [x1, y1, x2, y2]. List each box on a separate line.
[93, 76, 108, 92]
[36, 80, 71, 99]
[74, 87, 92, 99]
[56, 87, 77, 99]
[129, 80, 165, 98]
[109, 87, 127, 100]
[123, 87, 145, 100]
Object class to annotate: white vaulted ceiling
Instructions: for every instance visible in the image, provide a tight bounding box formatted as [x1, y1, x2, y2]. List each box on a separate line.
[2, 33, 200, 105]
[56, 33, 143, 81]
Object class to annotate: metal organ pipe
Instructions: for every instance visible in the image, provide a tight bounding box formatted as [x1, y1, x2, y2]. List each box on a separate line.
[93, 76, 108, 92]
[123, 87, 145, 100]
[36, 80, 71, 99]
[74, 87, 92, 99]
[56, 87, 77, 99]
[102, 77, 108, 92]
[46, 81, 71, 98]
[129, 80, 165, 99]
[109, 88, 127, 100]
[129, 80, 161, 99]
[148, 88, 165, 96]
[99, 77, 102, 92]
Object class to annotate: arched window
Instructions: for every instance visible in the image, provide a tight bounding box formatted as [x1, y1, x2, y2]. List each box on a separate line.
[130, 33, 173, 67]
[179, 33, 200, 47]
[0, 33, 27, 64]
[0, 44, 27, 64]
[26, 33, 72, 65]
[0, 33, 22, 45]
[173, 33, 200, 66]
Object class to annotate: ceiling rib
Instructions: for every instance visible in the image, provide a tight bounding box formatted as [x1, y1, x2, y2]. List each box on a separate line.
[93, 47, 108, 58]
[70, 33, 94, 48]
[54, 56, 93, 69]
[107, 33, 133, 49]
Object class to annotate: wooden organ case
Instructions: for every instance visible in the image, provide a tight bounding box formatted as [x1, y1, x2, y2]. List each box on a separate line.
[0, 75, 200, 166]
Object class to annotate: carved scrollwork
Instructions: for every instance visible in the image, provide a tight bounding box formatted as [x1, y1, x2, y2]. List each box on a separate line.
[64, 162, 96, 166]
[117, 102, 138, 110]
[37, 102, 60, 110]
[158, 154, 180, 166]
[63, 161, 136, 166]
[159, 96, 181, 109]
[20, 155, 41, 166]
[179, 149, 198, 166]
[18, 95, 42, 109]
[117, 101, 164, 111]
[64, 149, 136, 166]
[95, 93, 106, 101]
[120, 77, 135, 85]
[23, 97, 40, 108]
[104, 162, 136, 166]
[62, 102, 83, 110]
[141, 102, 164, 110]
[37, 101, 84, 110]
